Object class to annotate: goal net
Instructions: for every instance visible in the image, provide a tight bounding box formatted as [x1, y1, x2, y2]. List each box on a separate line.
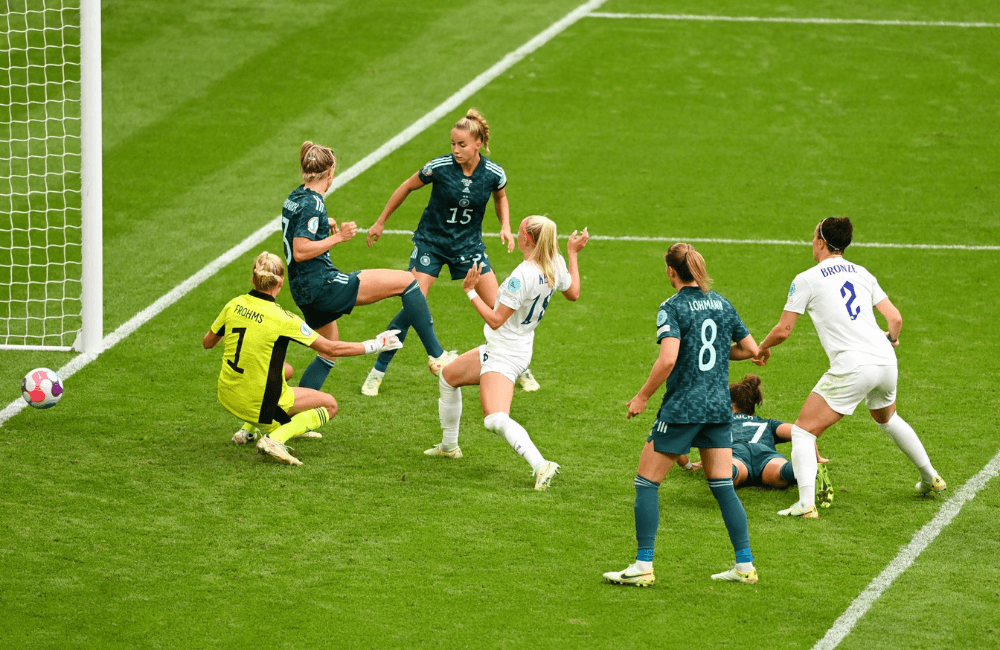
[1, 0, 100, 352]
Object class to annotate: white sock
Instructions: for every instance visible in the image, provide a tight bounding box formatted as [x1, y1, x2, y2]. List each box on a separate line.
[634, 560, 653, 572]
[878, 413, 935, 481]
[483, 412, 544, 471]
[736, 562, 754, 572]
[438, 373, 461, 446]
[791, 425, 818, 508]
[368, 368, 385, 379]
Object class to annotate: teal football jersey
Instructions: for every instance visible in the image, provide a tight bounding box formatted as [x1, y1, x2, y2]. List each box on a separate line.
[655, 287, 751, 423]
[730, 413, 785, 450]
[413, 154, 506, 253]
[281, 185, 339, 305]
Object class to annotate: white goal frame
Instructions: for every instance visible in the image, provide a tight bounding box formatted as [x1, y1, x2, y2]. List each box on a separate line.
[0, 0, 101, 353]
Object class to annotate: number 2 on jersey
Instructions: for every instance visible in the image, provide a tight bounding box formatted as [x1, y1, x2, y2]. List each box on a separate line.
[840, 281, 861, 320]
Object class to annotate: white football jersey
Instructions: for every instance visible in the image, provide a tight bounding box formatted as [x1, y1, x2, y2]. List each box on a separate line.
[784, 256, 896, 373]
[485, 255, 572, 350]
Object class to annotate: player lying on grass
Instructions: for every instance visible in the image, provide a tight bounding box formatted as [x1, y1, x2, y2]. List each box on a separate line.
[280, 141, 455, 395]
[423, 215, 587, 490]
[363, 109, 541, 396]
[604, 243, 760, 588]
[203, 251, 402, 466]
[755, 218, 945, 520]
[682, 374, 833, 506]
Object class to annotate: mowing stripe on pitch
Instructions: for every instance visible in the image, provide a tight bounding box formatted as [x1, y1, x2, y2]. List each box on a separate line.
[812, 449, 1000, 650]
[0, 0, 611, 429]
[588, 13, 1000, 29]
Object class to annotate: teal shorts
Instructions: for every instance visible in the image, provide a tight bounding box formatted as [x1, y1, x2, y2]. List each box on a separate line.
[409, 241, 492, 280]
[647, 420, 732, 455]
[296, 270, 361, 329]
[732, 442, 787, 486]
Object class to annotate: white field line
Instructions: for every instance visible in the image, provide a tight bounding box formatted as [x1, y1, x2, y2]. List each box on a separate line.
[813, 448, 1000, 650]
[0, 0, 609, 429]
[383, 229, 1000, 251]
[588, 13, 1000, 29]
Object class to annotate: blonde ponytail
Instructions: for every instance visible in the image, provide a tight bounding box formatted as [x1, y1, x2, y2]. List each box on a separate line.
[523, 215, 559, 289]
[252, 251, 285, 292]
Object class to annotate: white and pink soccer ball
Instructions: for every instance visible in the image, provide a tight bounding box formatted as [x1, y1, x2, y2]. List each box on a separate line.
[21, 368, 63, 409]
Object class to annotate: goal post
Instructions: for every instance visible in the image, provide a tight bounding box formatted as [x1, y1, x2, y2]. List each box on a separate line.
[0, 0, 102, 353]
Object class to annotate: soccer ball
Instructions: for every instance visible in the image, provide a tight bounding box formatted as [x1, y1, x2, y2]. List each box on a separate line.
[21, 368, 63, 409]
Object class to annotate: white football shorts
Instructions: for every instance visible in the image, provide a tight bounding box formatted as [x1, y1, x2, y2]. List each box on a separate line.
[812, 364, 897, 415]
[478, 342, 532, 383]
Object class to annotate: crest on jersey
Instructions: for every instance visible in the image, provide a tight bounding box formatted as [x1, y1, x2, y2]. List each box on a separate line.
[420, 255, 431, 267]
[507, 277, 521, 292]
[788, 282, 796, 297]
[656, 310, 668, 327]
[459, 198, 470, 207]
[300, 323, 313, 337]
[307, 217, 319, 234]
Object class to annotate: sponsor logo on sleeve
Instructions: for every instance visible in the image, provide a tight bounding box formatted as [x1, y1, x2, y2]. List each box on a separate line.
[656, 310, 668, 327]
[307, 217, 319, 234]
[421, 164, 433, 176]
[507, 277, 521, 292]
[300, 322, 313, 337]
[788, 282, 796, 297]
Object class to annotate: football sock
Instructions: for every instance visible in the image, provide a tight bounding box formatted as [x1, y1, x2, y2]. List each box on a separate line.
[373, 309, 410, 373]
[483, 412, 543, 471]
[779, 461, 798, 485]
[299, 356, 335, 390]
[634, 475, 660, 562]
[878, 414, 937, 482]
[438, 373, 462, 446]
[269, 407, 328, 445]
[791, 425, 819, 508]
[400, 281, 444, 358]
[708, 477, 752, 558]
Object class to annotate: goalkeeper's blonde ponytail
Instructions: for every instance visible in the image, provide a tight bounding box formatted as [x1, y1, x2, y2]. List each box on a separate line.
[252, 251, 285, 292]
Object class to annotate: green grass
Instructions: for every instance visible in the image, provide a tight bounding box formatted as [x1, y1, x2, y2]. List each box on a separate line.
[2, 1, 999, 648]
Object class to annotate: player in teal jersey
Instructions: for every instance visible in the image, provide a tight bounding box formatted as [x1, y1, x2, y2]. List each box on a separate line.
[281, 141, 456, 393]
[362, 109, 540, 396]
[687, 375, 831, 499]
[604, 244, 761, 588]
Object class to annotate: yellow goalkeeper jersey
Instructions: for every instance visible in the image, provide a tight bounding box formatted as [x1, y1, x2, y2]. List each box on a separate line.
[210, 290, 318, 426]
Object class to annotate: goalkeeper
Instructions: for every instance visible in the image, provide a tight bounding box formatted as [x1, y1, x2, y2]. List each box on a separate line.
[202, 251, 401, 466]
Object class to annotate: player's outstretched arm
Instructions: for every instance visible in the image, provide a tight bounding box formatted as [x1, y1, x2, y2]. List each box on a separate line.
[462, 263, 514, 329]
[310, 329, 402, 358]
[730, 334, 759, 361]
[562, 228, 589, 302]
[368, 173, 425, 247]
[755, 310, 799, 365]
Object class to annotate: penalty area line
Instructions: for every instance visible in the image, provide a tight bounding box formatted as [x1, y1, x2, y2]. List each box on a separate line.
[813, 448, 1000, 650]
[0, 0, 610, 429]
[587, 13, 1000, 29]
[383, 230, 1000, 251]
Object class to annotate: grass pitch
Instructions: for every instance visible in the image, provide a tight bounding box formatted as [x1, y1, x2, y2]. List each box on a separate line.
[2, 1, 999, 648]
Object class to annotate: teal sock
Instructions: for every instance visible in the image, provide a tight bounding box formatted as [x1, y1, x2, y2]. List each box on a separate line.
[400, 280, 443, 358]
[374, 308, 410, 372]
[707, 477, 752, 559]
[299, 356, 335, 390]
[634, 475, 660, 561]
[780, 461, 797, 485]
